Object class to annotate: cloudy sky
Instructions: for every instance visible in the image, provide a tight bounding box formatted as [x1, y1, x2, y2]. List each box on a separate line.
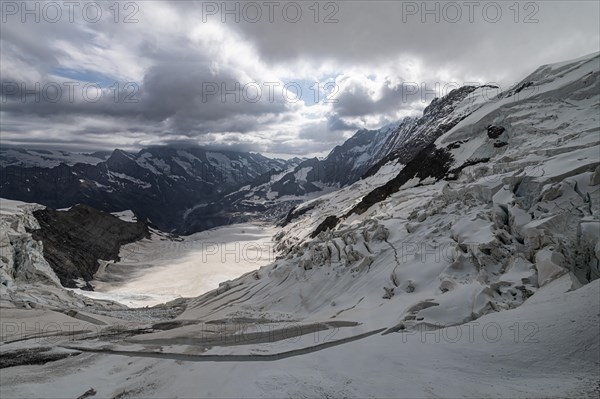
[1, 1, 599, 158]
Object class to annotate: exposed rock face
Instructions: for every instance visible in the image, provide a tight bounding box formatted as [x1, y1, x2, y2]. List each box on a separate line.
[349, 144, 455, 216]
[0, 347, 81, 369]
[1, 200, 127, 309]
[315, 123, 406, 186]
[364, 85, 483, 177]
[31, 204, 150, 289]
[310, 215, 340, 238]
[487, 125, 506, 139]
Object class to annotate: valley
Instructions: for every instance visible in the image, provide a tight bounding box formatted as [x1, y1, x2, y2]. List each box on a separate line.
[73, 223, 277, 308]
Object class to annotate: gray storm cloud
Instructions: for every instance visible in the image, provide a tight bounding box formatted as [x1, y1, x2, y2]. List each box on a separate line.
[0, 0, 598, 156]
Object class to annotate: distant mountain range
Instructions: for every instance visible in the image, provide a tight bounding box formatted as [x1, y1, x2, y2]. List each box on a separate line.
[0, 146, 302, 233]
[0, 118, 419, 233]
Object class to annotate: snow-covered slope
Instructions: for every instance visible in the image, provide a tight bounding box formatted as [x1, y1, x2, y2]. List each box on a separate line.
[174, 52, 600, 336]
[2, 276, 597, 398]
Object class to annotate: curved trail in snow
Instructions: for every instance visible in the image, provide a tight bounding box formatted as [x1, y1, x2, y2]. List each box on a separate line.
[60, 327, 386, 362]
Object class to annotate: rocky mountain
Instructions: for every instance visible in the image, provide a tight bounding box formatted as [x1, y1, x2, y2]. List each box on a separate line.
[31, 204, 150, 289]
[0, 119, 429, 234]
[190, 121, 418, 228]
[0, 199, 128, 309]
[0, 147, 302, 233]
[206, 88, 502, 226]
[363, 85, 489, 176]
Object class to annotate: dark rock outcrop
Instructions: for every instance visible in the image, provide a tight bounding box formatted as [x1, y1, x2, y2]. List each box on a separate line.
[0, 347, 81, 369]
[487, 125, 506, 139]
[310, 215, 340, 238]
[349, 144, 454, 216]
[31, 204, 150, 289]
[364, 86, 480, 178]
[282, 202, 318, 227]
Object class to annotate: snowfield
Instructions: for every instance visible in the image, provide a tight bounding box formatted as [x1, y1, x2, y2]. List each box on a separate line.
[1, 53, 599, 398]
[1, 277, 598, 398]
[73, 223, 277, 308]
